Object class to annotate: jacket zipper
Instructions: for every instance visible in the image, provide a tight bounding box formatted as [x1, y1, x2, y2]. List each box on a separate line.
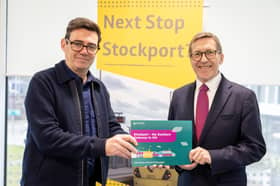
[76, 87, 84, 186]
[91, 83, 105, 186]
[70, 80, 84, 186]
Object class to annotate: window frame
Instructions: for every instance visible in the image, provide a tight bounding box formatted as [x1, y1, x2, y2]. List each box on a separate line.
[0, 0, 7, 185]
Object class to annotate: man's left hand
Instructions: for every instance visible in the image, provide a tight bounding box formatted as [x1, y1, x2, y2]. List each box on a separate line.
[189, 147, 211, 165]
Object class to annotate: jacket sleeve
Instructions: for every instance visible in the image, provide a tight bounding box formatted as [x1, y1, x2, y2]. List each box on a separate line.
[25, 75, 106, 160]
[209, 91, 266, 175]
[168, 91, 186, 174]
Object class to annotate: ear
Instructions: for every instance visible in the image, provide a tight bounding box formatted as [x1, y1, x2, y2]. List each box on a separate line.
[61, 38, 66, 51]
[219, 53, 224, 65]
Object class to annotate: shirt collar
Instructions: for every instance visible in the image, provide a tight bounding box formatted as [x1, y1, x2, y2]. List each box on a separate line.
[63, 61, 95, 84]
[196, 72, 222, 91]
[85, 72, 95, 84]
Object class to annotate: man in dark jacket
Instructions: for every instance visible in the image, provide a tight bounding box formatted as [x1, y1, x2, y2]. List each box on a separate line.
[21, 17, 137, 186]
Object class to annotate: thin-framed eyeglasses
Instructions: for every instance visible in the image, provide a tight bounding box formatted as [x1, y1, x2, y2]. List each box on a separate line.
[66, 39, 99, 55]
[190, 50, 220, 61]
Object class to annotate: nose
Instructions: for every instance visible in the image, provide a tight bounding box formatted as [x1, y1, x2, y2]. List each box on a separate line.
[200, 53, 208, 62]
[79, 46, 88, 55]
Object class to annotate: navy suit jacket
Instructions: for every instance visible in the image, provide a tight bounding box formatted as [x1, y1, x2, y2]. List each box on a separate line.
[168, 75, 266, 186]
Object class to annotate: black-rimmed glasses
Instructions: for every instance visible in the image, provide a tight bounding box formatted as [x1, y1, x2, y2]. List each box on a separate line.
[190, 50, 220, 61]
[66, 39, 99, 55]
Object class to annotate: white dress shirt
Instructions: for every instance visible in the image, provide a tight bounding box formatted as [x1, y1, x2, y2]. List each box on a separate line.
[194, 73, 222, 119]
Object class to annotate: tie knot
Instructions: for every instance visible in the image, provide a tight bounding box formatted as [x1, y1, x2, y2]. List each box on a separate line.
[200, 84, 209, 92]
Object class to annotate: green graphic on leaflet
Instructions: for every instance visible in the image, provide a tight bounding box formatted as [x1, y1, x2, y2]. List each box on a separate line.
[131, 120, 192, 167]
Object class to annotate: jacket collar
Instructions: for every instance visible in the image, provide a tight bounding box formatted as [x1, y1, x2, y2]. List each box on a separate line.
[54, 60, 101, 87]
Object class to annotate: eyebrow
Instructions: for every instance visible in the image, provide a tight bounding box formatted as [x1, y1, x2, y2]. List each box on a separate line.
[193, 49, 216, 52]
[71, 39, 97, 46]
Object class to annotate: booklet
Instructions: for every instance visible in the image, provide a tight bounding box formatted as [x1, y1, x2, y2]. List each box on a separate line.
[130, 120, 192, 167]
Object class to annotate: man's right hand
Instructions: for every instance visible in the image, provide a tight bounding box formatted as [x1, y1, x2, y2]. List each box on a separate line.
[105, 134, 138, 159]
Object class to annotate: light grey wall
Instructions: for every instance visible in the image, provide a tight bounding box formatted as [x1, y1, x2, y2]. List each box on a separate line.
[204, 0, 280, 85]
[7, 0, 98, 75]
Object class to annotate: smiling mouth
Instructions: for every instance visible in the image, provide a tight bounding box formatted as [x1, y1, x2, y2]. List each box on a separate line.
[198, 65, 211, 68]
[76, 58, 89, 61]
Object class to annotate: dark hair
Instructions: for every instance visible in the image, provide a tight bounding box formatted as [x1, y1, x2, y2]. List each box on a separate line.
[65, 17, 102, 49]
[188, 32, 223, 57]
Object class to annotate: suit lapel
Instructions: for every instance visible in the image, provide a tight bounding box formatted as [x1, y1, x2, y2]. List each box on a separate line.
[185, 83, 197, 145]
[185, 83, 196, 121]
[198, 76, 233, 144]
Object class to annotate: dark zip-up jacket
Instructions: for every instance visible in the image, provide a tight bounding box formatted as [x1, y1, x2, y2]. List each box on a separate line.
[21, 60, 126, 186]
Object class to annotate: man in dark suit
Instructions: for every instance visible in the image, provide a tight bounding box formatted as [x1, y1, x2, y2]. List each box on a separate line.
[168, 32, 266, 186]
